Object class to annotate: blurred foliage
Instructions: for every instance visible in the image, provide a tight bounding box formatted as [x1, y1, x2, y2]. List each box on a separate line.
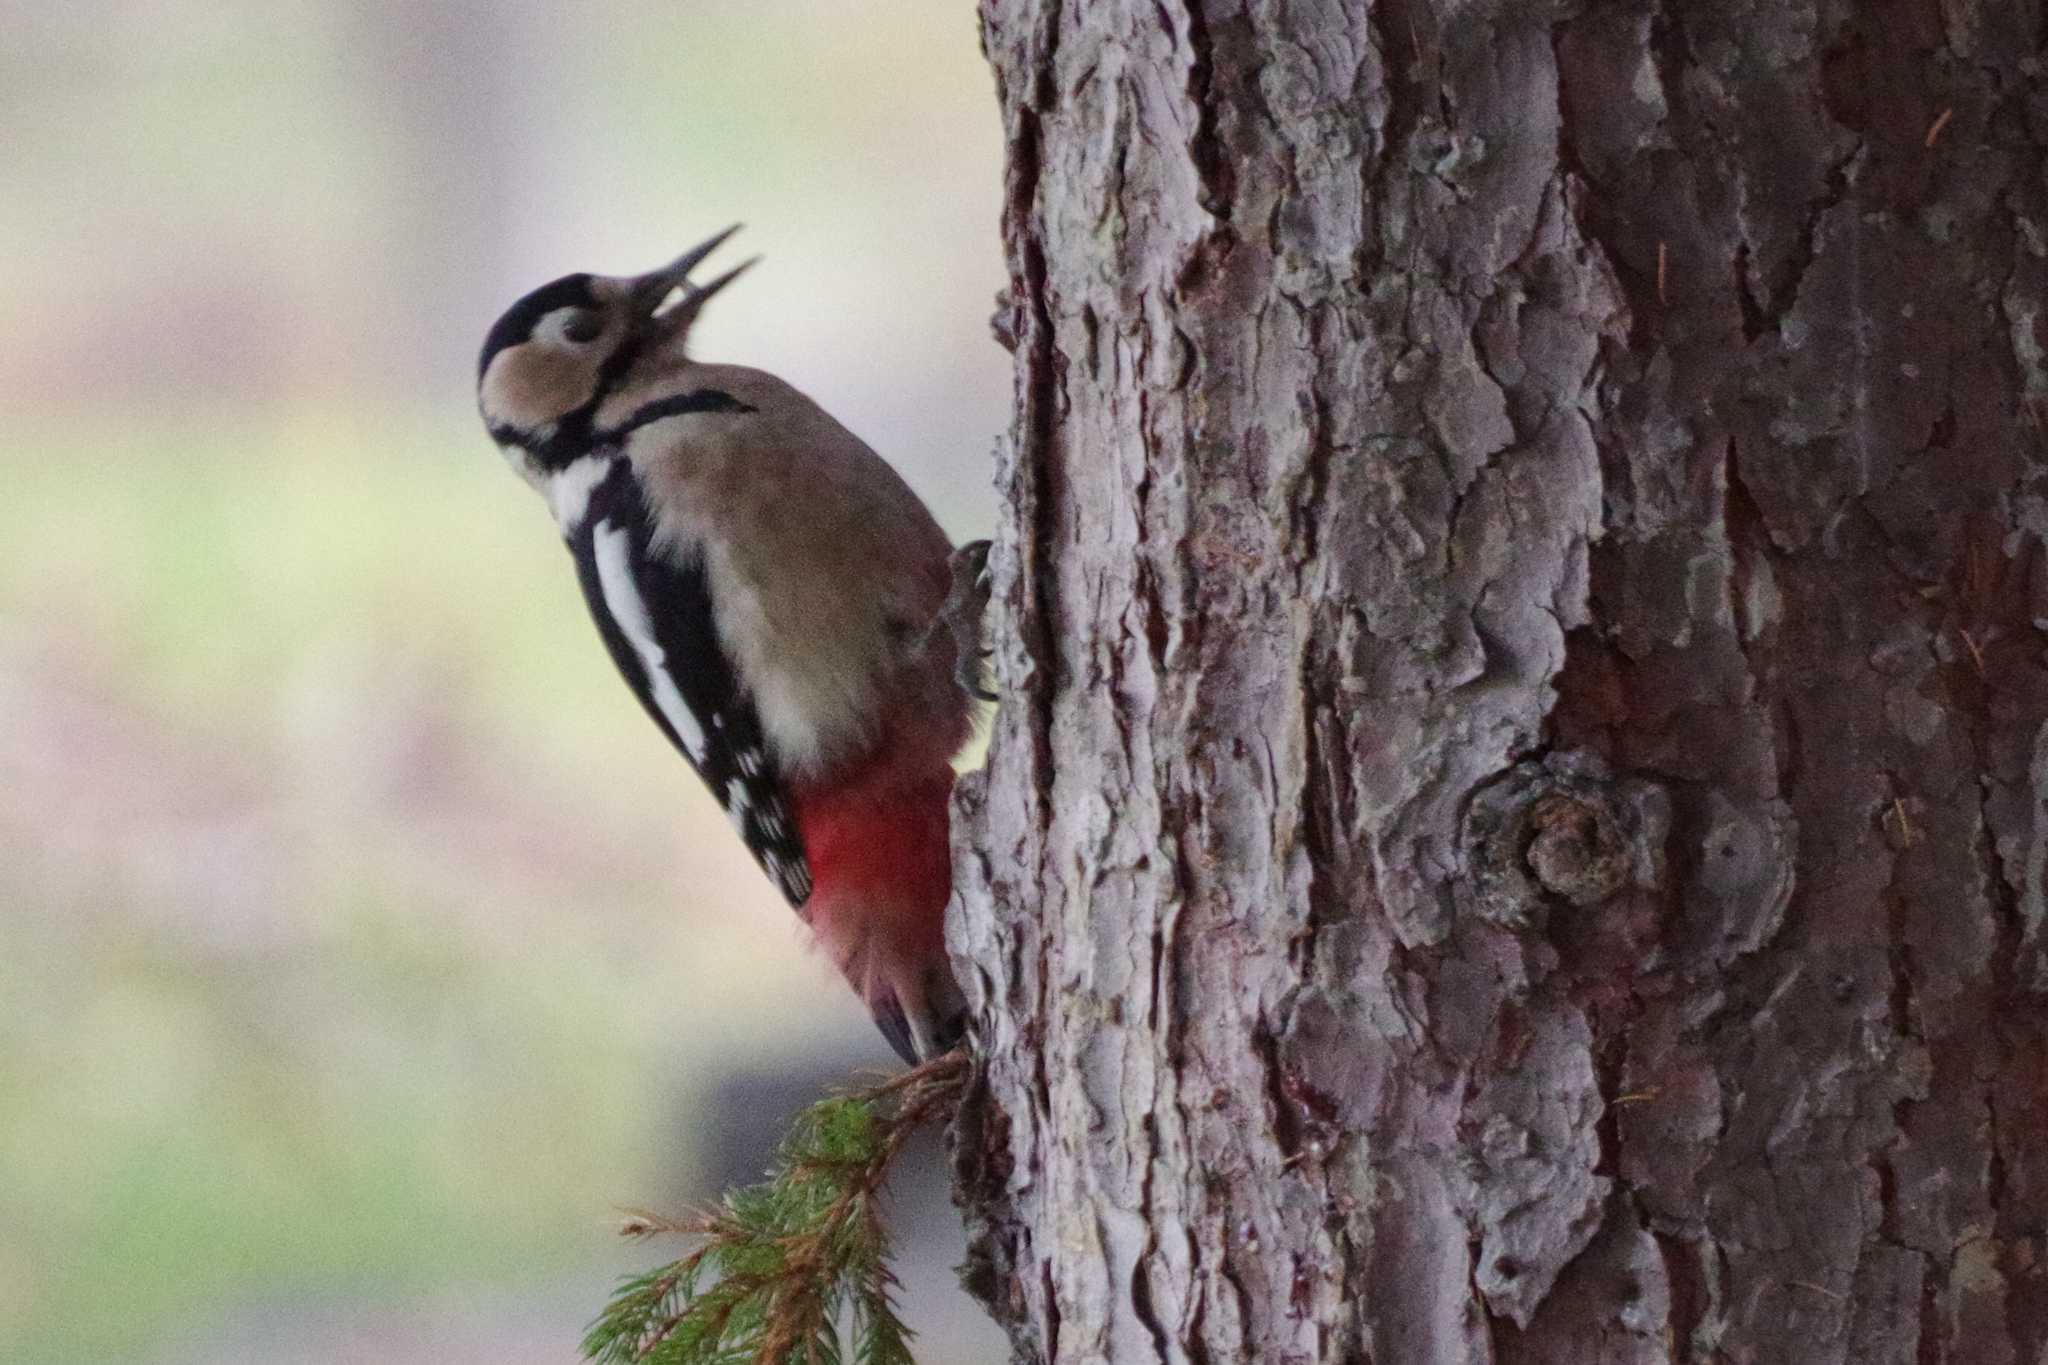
[0, 415, 763, 1362]
[1, 888, 650, 1361]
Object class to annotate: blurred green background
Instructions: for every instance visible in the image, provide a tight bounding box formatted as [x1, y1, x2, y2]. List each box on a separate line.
[0, 3, 1007, 1360]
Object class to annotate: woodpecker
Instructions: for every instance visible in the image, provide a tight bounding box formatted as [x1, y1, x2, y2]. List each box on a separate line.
[476, 226, 978, 1064]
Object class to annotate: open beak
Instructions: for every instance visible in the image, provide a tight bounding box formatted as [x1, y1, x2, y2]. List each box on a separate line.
[628, 224, 760, 339]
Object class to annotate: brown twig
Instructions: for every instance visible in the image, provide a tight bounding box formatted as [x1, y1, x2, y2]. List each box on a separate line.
[1924, 107, 1954, 149]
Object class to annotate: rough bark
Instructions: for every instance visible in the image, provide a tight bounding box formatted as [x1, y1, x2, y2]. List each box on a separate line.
[951, 1, 2048, 1361]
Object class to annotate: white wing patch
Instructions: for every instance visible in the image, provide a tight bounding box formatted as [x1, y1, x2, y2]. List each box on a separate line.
[593, 519, 709, 763]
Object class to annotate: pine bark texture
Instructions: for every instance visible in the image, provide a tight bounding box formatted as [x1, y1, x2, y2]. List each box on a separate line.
[950, 2, 2048, 1362]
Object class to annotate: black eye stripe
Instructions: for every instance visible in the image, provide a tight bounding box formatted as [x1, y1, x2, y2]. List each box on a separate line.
[478, 273, 598, 380]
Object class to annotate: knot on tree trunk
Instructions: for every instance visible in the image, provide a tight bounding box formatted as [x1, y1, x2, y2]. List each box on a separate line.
[1524, 792, 1630, 904]
[1462, 752, 1670, 928]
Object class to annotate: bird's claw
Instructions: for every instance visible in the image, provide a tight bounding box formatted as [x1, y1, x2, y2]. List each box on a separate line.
[934, 539, 996, 703]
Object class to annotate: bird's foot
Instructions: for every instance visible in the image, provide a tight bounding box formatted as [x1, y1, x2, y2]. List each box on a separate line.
[933, 539, 995, 702]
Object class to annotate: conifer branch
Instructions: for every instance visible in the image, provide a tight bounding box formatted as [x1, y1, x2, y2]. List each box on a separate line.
[582, 1050, 969, 1365]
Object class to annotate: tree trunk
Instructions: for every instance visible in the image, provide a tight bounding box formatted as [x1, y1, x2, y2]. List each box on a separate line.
[951, 1, 2048, 1361]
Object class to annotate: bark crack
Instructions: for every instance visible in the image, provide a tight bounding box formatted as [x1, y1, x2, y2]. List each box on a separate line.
[1010, 108, 1061, 835]
[1737, 141, 1863, 342]
[1176, 0, 1232, 220]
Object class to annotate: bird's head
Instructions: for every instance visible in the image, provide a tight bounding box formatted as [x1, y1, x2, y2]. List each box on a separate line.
[477, 224, 756, 468]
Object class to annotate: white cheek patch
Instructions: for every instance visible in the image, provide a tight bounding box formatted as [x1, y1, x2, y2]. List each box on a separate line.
[593, 520, 708, 763]
[480, 345, 573, 444]
[546, 455, 615, 533]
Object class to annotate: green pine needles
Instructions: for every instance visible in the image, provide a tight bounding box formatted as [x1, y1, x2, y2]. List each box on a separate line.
[583, 1051, 968, 1365]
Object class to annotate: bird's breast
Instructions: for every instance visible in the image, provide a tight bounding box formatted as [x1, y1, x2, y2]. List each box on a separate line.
[698, 535, 890, 779]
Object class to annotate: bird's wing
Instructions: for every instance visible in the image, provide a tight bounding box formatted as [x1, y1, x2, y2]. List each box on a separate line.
[565, 458, 813, 907]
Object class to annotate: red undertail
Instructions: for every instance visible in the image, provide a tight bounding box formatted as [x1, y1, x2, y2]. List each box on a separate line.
[789, 760, 961, 1062]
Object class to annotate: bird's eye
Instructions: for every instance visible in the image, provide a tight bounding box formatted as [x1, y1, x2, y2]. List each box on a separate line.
[562, 311, 604, 344]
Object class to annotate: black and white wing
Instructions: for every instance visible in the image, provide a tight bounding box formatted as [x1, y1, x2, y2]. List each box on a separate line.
[563, 457, 812, 906]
